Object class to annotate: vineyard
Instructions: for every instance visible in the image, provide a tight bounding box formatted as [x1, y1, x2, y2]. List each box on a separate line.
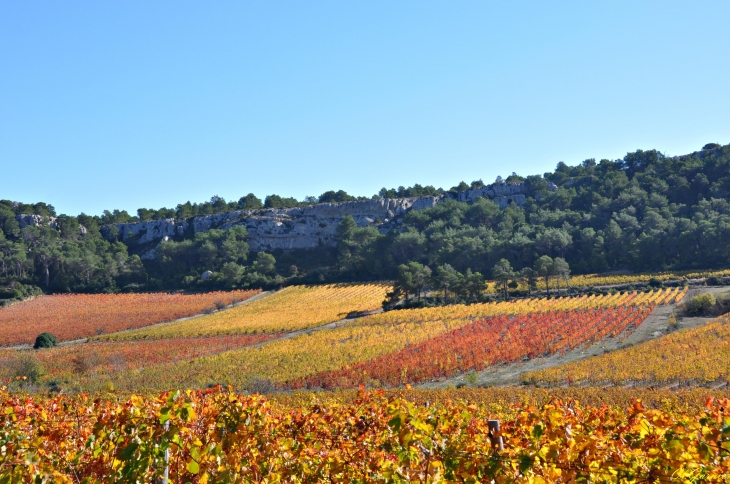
[270, 385, 730, 412]
[485, 268, 730, 293]
[0, 290, 260, 346]
[522, 314, 730, 387]
[96, 289, 678, 393]
[0, 334, 280, 382]
[0, 277, 727, 482]
[292, 306, 653, 389]
[3, 387, 730, 482]
[99, 283, 389, 340]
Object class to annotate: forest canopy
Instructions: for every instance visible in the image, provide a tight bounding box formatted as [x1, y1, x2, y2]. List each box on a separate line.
[1, 143, 729, 298]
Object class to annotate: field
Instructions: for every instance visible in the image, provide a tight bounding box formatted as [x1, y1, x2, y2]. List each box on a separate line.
[0, 290, 260, 346]
[486, 268, 730, 292]
[4, 387, 730, 482]
[561, 268, 730, 288]
[293, 305, 653, 389]
[0, 334, 280, 383]
[96, 289, 673, 393]
[99, 283, 389, 340]
[522, 313, 730, 387]
[2, 280, 728, 482]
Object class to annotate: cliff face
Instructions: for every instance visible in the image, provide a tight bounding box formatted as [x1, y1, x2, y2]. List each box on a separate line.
[16, 214, 87, 235]
[101, 196, 441, 251]
[19, 181, 550, 252]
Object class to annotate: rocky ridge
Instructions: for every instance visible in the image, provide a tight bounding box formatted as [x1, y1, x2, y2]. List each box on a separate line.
[16, 214, 87, 236]
[17, 181, 554, 254]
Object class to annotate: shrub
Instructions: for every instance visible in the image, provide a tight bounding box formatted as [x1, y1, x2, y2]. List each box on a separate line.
[683, 293, 717, 316]
[12, 354, 45, 383]
[706, 276, 722, 286]
[648, 277, 663, 288]
[465, 372, 479, 385]
[33, 332, 58, 349]
[667, 313, 679, 331]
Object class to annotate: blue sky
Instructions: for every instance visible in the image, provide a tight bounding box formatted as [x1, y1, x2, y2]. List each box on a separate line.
[2, 1, 729, 216]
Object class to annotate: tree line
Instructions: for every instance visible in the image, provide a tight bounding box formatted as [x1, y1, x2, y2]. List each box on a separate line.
[1, 143, 728, 303]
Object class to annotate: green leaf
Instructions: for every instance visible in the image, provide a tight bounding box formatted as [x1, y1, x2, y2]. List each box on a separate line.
[187, 460, 200, 474]
[518, 454, 534, 473]
[388, 416, 402, 432]
[119, 442, 139, 461]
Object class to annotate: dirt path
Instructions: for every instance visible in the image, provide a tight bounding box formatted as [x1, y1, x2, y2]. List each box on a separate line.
[67, 308, 386, 380]
[237, 308, 384, 351]
[418, 287, 726, 389]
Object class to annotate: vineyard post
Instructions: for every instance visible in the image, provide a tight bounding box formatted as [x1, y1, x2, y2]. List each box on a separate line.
[488, 420, 503, 452]
[160, 420, 170, 484]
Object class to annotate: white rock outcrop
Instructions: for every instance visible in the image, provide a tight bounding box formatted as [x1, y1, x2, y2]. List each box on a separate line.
[16, 214, 59, 230]
[15, 214, 87, 236]
[98, 181, 554, 251]
[102, 218, 188, 245]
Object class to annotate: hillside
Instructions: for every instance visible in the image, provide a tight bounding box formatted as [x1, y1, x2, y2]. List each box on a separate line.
[2, 143, 729, 298]
[3, 283, 730, 481]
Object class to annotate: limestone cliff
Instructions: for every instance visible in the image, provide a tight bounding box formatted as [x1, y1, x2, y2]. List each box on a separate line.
[19, 181, 552, 252]
[16, 214, 87, 235]
[102, 196, 441, 251]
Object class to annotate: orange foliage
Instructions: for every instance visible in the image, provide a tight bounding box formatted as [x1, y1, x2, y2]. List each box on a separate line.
[0, 290, 260, 346]
[0, 333, 279, 380]
[294, 305, 653, 388]
[3, 388, 730, 482]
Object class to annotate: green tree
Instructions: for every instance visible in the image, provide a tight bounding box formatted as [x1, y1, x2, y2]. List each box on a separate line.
[519, 267, 539, 294]
[397, 262, 432, 302]
[462, 269, 486, 301]
[238, 194, 263, 210]
[219, 226, 249, 264]
[534, 255, 554, 296]
[433, 264, 463, 302]
[491, 259, 514, 299]
[319, 190, 356, 203]
[552, 257, 570, 295]
[220, 262, 245, 286]
[253, 252, 276, 276]
[3, 217, 20, 237]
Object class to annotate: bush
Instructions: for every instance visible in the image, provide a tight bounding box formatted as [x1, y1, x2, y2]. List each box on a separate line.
[648, 277, 663, 288]
[667, 313, 679, 331]
[12, 354, 45, 383]
[33, 332, 58, 349]
[706, 276, 722, 286]
[683, 293, 717, 316]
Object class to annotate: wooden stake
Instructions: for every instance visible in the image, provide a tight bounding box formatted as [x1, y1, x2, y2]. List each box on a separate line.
[488, 419, 504, 452]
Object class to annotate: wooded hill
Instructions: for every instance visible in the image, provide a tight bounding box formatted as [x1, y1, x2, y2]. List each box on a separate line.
[1, 143, 729, 300]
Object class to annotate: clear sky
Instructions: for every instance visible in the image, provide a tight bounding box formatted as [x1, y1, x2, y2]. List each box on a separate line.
[2, 1, 729, 216]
